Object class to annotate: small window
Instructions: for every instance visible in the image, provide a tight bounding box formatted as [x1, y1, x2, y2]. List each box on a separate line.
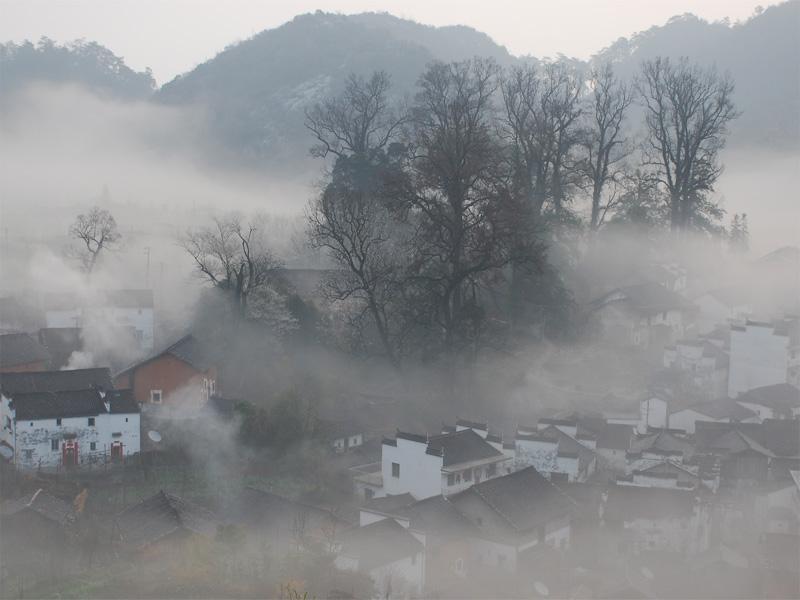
[3, 415, 10, 429]
[22, 449, 33, 460]
[488, 463, 496, 477]
[151, 390, 162, 404]
[88, 417, 95, 426]
[90, 442, 97, 451]
[125, 417, 128, 422]
[51, 439, 60, 451]
[455, 557, 464, 574]
[352, 437, 358, 445]
[464, 469, 472, 482]
[138, 309, 142, 315]
[391, 462, 400, 478]
[447, 473, 455, 486]
[56, 418, 62, 426]
[411, 554, 416, 565]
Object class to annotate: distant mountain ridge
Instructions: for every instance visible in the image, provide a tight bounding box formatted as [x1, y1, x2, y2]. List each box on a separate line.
[2, 4, 797, 174]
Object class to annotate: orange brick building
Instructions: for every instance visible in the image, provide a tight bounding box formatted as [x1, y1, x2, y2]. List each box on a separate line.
[114, 335, 217, 410]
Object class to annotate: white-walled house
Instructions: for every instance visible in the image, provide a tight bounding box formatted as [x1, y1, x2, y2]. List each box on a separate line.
[334, 517, 426, 597]
[0, 388, 140, 471]
[734, 383, 800, 421]
[513, 423, 602, 483]
[663, 339, 729, 399]
[590, 282, 698, 350]
[377, 429, 509, 501]
[447, 467, 577, 573]
[728, 321, 789, 397]
[693, 287, 753, 334]
[45, 290, 155, 349]
[668, 398, 759, 434]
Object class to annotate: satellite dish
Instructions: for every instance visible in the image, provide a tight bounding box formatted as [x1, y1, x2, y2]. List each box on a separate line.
[641, 567, 654, 580]
[534, 582, 549, 597]
[148, 430, 162, 443]
[0, 446, 13, 459]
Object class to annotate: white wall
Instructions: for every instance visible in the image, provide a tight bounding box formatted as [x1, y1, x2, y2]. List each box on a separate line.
[381, 437, 443, 500]
[638, 396, 667, 433]
[728, 323, 789, 396]
[371, 554, 425, 598]
[5, 396, 140, 472]
[669, 409, 729, 434]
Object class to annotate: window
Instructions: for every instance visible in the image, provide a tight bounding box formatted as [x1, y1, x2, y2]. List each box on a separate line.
[3, 415, 10, 430]
[488, 463, 496, 477]
[391, 462, 400, 478]
[455, 557, 464, 574]
[151, 390, 162, 404]
[411, 554, 416, 565]
[56, 418, 62, 426]
[51, 439, 60, 451]
[125, 417, 128, 422]
[352, 437, 358, 445]
[22, 449, 33, 460]
[447, 473, 455, 486]
[89, 442, 97, 451]
[88, 417, 95, 426]
[463, 469, 472, 482]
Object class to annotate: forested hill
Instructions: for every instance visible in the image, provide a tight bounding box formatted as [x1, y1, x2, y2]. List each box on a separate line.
[0, 38, 156, 101]
[1, 3, 797, 171]
[153, 11, 517, 170]
[592, 1, 799, 150]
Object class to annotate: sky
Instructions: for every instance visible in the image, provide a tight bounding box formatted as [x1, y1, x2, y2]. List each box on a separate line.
[0, 0, 781, 86]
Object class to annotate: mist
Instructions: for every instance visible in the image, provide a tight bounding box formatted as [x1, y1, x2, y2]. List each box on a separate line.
[1, 18, 799, 600]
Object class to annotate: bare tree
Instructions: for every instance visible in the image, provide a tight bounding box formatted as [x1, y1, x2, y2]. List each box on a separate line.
[67, 206, 120, 277]
[307, 155, 404, 369]
[305, 71, 406, 160]
[500, 61, 584, 221]
[306, 72, 407, 368]
[636, 57, 739, 234]
[181, 214, 283, 320]
[578, 64, 634, 239]
[396, 59, 545, 363]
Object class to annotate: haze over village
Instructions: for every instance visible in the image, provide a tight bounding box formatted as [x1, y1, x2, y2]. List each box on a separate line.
[0, 2, 798, 599]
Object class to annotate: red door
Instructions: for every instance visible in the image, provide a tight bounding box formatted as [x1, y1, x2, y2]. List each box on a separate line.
[62, 441, 78, 467]
[110, 442, 123, 460]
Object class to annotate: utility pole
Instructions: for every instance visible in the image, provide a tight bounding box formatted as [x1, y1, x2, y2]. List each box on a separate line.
[144, 247, 150, 285]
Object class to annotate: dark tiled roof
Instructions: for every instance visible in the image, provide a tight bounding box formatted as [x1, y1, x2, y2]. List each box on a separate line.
[218, 487, 353, 536]
[392, 495, 477, 541]
[451, 466, 577, 533]
[705, 429, 775, 457]
[597, 423, 634, 452]
[0, 333, 49, 368]
[363, 493, 416, 514]
[115, 334, 215, 377]
[592, 281, 695, 315]
[114, 491, 220, 548]
[1, 489, 74, 525]
[699, 286, 752, 309]
[337, 517, 424, 572]
[603, 485, 696, 522]
[427, 429, 503, 468]
[320, 416, 366, 441]
[37, 328, 82, 369]
[737, 383, 800, 413]
[456, 417, 487, 431]
[10, 389, 108, 420]
[0, 368, 115, 394]
[628, 430, 693, 459]
[694, 420, 800, 458]
[108, 389, 140, 414]
[44, 289, 154, 311]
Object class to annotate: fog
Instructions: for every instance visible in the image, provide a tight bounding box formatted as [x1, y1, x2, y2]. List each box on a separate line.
[1, 76, 798, 599]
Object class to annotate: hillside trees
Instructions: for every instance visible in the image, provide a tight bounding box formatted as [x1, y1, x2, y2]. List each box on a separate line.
[394, 59, 546, 363]
[636, 57, 739, 235]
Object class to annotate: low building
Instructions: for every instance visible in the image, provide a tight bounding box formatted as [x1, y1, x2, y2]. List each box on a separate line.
[114, 334, 217, 417]
[377, 429, 509, 501]
[728, 321, 790, 397]
[663, 338, 729, 399]
[45, 289, 155, 349]
[0, 387, 140, 471]
[113, 490, 220, 552]
[0, 333, 49, 373]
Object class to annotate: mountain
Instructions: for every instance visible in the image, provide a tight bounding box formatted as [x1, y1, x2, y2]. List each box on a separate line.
[592, 1, 800, 149]
[154, 11, 517, 172]
[0, 37, 156, 102]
